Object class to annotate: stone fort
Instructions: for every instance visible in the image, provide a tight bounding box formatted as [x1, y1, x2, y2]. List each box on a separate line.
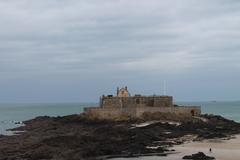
[84, 86, 201, 119]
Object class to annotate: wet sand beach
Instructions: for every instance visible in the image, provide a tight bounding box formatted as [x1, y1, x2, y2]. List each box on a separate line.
[112, 135, 240, 160]
[170, 134, 240, 160]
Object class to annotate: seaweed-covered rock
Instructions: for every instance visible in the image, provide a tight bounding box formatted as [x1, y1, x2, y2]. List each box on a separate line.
[0, 114, 238, 160]
[183, 152, 215, 160]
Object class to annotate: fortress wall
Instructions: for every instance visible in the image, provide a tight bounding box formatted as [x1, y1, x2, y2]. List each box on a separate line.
[84, 107, 137, 119]
[101, 97, 122, 108]
[85, 106, 201, 120]
[135, 106, 201, 117]
[120, 97, 136, 108]
[153, 96, 173, 107]
[85, 88, 201, 120]
[102, 97, 138, 108]
[101, 96, 174, 108]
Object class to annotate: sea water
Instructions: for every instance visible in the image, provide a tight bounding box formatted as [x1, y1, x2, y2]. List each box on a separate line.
[178, 101, 240, 122]
[0, 101, 239, 135]
[0, 103, 97, 135]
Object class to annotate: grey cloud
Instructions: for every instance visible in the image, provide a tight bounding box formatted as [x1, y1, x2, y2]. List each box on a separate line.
[0, 0, 240, 101]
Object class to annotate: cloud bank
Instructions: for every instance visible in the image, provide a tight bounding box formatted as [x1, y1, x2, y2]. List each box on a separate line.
[0, 0, 240, 102]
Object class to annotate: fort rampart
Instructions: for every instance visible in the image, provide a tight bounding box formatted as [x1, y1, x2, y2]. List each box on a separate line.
[101, 96, 173, 108]
[84, 106, 201, 119]
[84, 87, 201, 120]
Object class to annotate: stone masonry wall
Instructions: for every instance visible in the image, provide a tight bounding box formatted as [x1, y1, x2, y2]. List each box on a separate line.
[153, 96, 173, 107]
[86, 95, 200, 120]
[135, 106, 201, 117]
[101, 97, 122, 108]
[101, 96, 173, 108]
[84, 106, 201, 120]
[84, 107, 136, 119]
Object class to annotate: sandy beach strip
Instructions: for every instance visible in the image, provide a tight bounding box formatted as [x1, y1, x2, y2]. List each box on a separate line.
[166, 134, 240, 160]
[112, 135, 240, 160]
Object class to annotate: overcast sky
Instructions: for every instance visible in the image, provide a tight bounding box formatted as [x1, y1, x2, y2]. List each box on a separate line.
[0, 0, 240, 102]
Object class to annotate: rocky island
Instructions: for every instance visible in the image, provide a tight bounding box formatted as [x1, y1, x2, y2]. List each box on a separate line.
[0, 113, 239, 160]
[0, 87, 239, 160]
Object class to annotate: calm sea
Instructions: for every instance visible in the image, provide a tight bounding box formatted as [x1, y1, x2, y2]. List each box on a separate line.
[178, 101, 240, 122]
[0, 103, 97, 135]
[0, 101, 239, 135]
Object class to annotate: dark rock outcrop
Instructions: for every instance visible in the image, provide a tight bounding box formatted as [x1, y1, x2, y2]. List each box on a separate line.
[183, 152, 215, 160]
[0, 114, 238, 160]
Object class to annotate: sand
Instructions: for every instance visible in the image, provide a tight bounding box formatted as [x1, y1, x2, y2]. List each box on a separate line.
[169, 134, 240, 160]
[112, 135, 240, 160]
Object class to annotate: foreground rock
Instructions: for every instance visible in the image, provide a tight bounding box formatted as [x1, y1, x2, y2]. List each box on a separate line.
[0, 113, 238, 160]
[183, 152, 215, 160]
